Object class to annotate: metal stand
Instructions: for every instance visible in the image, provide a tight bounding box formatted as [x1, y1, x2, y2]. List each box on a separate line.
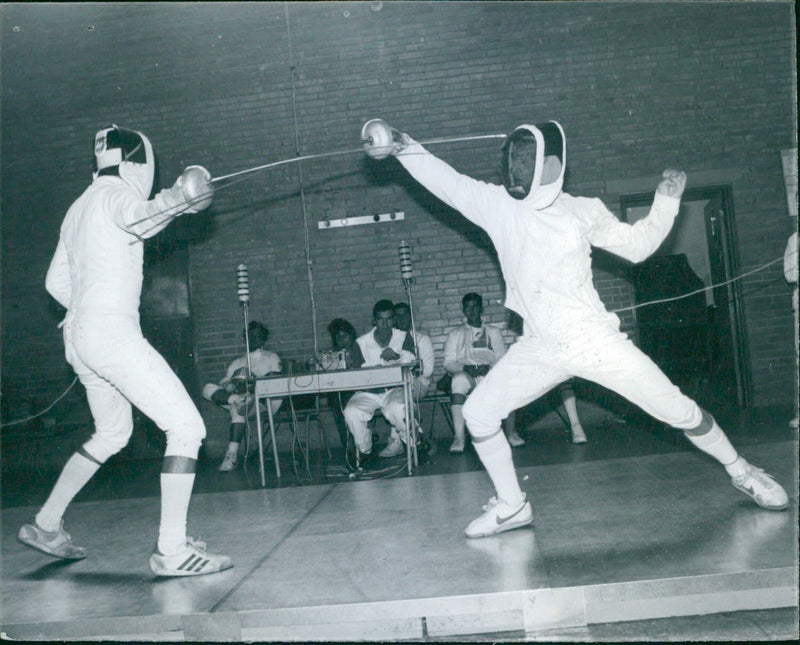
[403, 277, 420, 472]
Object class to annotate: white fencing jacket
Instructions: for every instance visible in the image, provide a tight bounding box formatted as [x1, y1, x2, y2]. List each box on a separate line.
[397, 132, 679, 346]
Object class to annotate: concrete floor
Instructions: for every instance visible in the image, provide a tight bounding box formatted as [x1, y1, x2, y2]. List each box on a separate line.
[1, 402, 797, 641]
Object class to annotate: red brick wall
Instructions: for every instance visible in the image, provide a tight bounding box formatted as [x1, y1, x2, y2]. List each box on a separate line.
[2, 3, 796, 445]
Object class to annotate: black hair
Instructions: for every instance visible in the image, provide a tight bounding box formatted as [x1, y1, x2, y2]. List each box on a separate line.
[327, 318, 356, 342]
[394, 301, 410, 313]
[462, 292, 483, 308]
[246, 321, 269, 346]
[372, 299, 395, 318]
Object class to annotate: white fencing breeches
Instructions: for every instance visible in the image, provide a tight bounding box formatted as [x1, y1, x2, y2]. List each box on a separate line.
[65, 315, 206, 462]
[463, 326, 702, 438]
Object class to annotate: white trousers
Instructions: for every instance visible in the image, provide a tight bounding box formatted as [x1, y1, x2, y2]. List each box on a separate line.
[64, 315, 206, 461]
[343, 387, 408, 453]
[463, 325, 702, 438]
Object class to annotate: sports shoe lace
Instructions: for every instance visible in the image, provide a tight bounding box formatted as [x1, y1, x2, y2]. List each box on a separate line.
[481, 496, 501, 512]
[186, 537, 207, 553]
[736, 463, 775, 485]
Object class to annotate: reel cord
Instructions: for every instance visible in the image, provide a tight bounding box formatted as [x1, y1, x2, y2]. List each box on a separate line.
[611, 255, 787, 314]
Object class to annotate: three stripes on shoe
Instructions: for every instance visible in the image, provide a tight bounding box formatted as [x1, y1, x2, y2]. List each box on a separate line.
[177, 552, 211, 573]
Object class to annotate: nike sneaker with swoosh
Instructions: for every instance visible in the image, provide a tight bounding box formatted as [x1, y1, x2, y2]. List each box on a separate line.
[731, 461, 789, 511]
[465, 495, 533, 538]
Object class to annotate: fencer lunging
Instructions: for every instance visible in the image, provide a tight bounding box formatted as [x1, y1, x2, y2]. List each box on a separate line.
[18, 125, 232, 576]
[363, 118, 789, 539]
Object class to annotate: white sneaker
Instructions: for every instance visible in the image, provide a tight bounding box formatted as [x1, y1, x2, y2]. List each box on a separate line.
[789, 417, 799, 429]
[149, 537, 233, 577]
[731, 461, 789, 511]
[465, 495, 533, 538]
[570, 424, 587, 444]
[218, 451, 238, 471]
[18, 519, 86, 560]
[379, 437, 405, 458]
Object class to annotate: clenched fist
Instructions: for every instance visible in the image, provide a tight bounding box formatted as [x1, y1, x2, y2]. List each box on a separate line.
[657, 169, 687, 199]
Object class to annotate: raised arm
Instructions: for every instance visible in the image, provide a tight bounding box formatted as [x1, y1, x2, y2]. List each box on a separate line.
[589, 169, 687, 264]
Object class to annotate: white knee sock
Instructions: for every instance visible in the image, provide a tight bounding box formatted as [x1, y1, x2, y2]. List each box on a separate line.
[157, 472, 196, 555]
[471, 431, 525, 507]
[36, 452, 101, 532]
[685, 424, 745, 477]
[451, 404, 465, 441]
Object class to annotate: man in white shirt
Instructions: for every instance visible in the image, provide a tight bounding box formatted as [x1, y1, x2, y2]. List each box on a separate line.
[202, 321, 283, 471]
[391, 301, 435, 455]
[342, 299, 417, 464]
[443, 293, 506, 453]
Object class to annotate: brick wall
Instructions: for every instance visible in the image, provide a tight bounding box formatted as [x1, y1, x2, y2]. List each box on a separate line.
[1, 2, 796, 447]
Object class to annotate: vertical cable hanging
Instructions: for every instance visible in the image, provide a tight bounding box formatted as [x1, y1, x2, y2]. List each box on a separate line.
[284, 2, 319, 359]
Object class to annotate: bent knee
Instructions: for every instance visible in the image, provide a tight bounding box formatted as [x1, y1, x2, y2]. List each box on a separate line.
[164, 414, 206, 459]
[451, 372, 473, 396]
[84, 423, 134, 463]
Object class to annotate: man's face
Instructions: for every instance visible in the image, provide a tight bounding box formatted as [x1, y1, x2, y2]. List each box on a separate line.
[374, 310, 395, 332]
[394, 307, 411, 332]
[463, 299, 483, 325]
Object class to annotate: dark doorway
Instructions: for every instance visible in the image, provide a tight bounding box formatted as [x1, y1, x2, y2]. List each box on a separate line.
[621, 186, 750, 410]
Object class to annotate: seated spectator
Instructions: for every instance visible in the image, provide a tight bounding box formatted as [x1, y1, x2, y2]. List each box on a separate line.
[324, 318, 364, 447]
[443, 292, 507, 453]
[394, 302, 435, 399]
[343, 299, 417, 464]
[202, 321, 283, 471]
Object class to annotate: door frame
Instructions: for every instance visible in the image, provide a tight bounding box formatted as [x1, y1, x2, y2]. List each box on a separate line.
[620, 185, 752, 408]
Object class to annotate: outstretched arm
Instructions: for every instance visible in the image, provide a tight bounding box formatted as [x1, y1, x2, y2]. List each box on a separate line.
[362, 119, 506, 231]
[589, 169, 687, 264]
[116, 166, 214, 239]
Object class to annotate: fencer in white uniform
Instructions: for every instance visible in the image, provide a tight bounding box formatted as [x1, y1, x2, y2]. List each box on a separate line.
[18, 125, 232, 576]
[363, 118, 789, 538]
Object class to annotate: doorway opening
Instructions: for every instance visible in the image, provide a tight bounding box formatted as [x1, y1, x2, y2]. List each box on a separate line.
[621, 186, 751, 410]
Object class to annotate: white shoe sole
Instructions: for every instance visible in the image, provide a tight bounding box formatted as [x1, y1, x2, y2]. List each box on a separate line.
[149, 556, 233, 577]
